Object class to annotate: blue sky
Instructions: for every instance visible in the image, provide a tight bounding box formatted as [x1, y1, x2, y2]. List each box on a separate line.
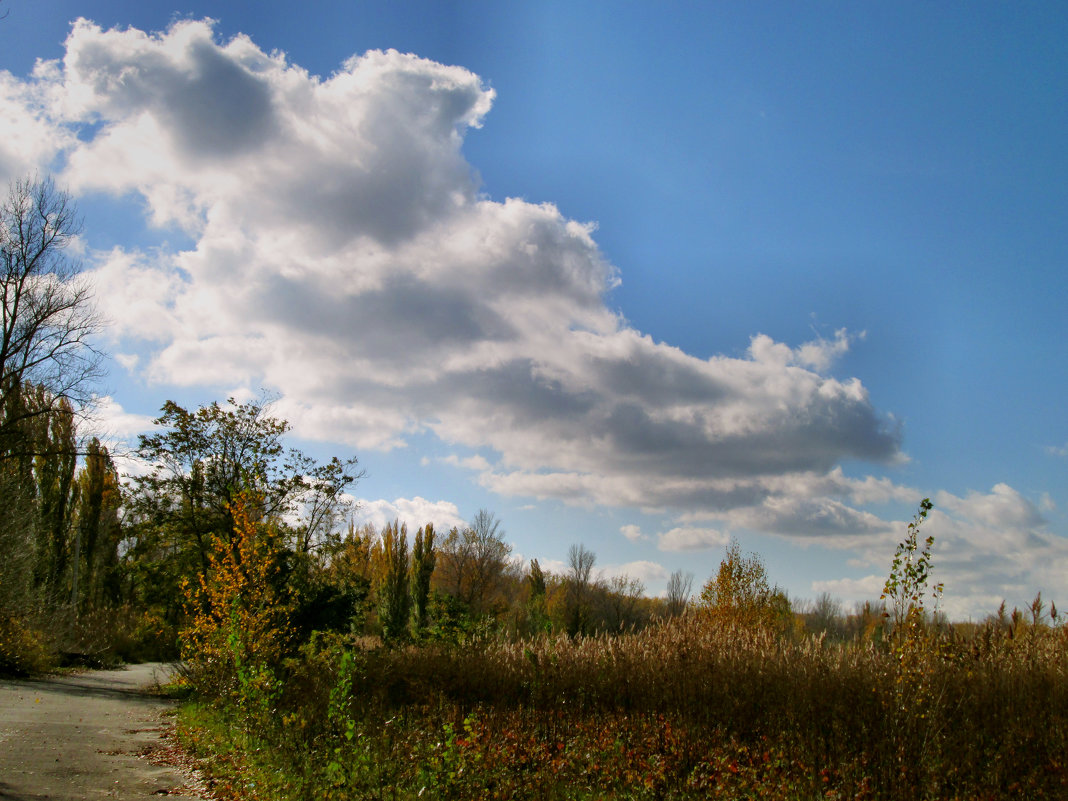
[2, 1, 1065, 618]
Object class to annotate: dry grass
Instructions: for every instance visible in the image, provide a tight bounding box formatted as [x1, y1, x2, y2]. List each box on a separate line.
[182, 613, 1068, 800]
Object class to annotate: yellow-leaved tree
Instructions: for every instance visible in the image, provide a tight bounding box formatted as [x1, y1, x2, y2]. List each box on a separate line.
[180, 490, 292, 712]
[698, 539, 793, 633]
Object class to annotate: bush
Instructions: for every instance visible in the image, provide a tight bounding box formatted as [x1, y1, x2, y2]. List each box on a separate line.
[0, 614, 54, 676]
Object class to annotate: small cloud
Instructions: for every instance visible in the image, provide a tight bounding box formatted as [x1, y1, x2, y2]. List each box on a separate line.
[80, 395, 156, 442]
[1046, 442, 1068, 458]
[935, 483, 1046, 530]
[598, 560, 668, 584]
[442, 453, 492, 471]
[811, 574, 885, 602]
[795, 328, 861, 372]
[657, 526, 729, 552]
[620, 524, 644, 542]
[748, 328, 859, 373]
[539, 558, 569, 576]
[352, 496, 466, 532]
[77, 396, 157, 480]
[115, 352, 140, 371]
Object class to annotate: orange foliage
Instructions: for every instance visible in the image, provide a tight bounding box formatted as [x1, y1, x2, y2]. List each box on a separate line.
[180, 490, 292, 697]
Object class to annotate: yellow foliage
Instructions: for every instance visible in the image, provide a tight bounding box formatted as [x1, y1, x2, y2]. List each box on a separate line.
[324, 522, 374, 587]
[698, 539, 793, 634]
[180, 490, 292, 697]
[0, 614, 54, 675]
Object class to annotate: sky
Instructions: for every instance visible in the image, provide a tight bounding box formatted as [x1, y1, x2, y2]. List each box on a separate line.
[1, 1, 1065, 619]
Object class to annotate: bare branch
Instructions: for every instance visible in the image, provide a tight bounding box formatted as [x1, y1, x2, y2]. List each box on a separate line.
[1, 175, 104, 459]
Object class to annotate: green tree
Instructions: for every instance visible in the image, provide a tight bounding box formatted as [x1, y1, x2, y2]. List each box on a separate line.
[123, 398, 360, 638]
[127, 398, 360, 577]
[31, 388, 77, 597]
[70, 438, 121, 609]
[378, 521, 410, 642]
[410, 523, 436, 634]
[0, 439, 36, 626]
[881, 498, 941, 635]
[525, 558, 550, 634]
[295, 521, 374, 638]
[878, 499, 947, 782]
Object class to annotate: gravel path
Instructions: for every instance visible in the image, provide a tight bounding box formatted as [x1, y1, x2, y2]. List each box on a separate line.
[0, 663, 208, 800]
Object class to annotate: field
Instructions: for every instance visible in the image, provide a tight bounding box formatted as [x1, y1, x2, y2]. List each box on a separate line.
[175, 611, 1068, 800]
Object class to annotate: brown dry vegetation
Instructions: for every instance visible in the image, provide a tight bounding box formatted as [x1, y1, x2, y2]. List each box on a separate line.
[176, 600, 1068, 800]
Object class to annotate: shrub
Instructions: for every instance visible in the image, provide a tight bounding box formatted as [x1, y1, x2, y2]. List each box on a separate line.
[0, 614, 54, 675]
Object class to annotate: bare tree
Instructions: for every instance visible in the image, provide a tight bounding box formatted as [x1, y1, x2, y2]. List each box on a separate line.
[665, 569, 694, 618]
[565, 543, 596, 635]
[806, 591, 843, 637]
[602, 573, 646, 631]
[1, 175, 102, 458]
[437, 509, 513, 618]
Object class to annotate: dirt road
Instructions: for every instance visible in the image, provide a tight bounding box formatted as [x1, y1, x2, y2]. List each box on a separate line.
[0, 663, 207, 800]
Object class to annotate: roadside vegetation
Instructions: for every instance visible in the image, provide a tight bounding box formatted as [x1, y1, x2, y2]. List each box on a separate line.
[2, 174, 1065, 798]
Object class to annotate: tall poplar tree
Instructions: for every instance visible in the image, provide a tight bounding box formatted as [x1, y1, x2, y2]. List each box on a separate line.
[29, 388, 77, 597]
[71, 438, 121, 609]
[378, 521, 410, 641]
[410, 523, 436, 634]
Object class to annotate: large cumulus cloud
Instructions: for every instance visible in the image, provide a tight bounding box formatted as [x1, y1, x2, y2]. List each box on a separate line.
[19, 18, 902, 520]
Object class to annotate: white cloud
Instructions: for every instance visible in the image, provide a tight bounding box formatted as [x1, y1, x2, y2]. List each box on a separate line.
[747, 328, 859, 373]
[537, 558, 569, 577]
[811, 574, 885, 603]
[935, 483, 1045, 531]
[657, 526, 729, 552]
[597, 560, 669, 585]
[75, 396, 157, 480]
[725, 496, 894, 541]
[0, 67, 73, 184]
[79, 395, 155, 443]
[115, 353, 140, 371]
[90, 246, 184, 343]
[620, 524, 644, 542]
[442, 453, 492, 471]
[796, 328, 861, 372]
[351, 496, 466, 533]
